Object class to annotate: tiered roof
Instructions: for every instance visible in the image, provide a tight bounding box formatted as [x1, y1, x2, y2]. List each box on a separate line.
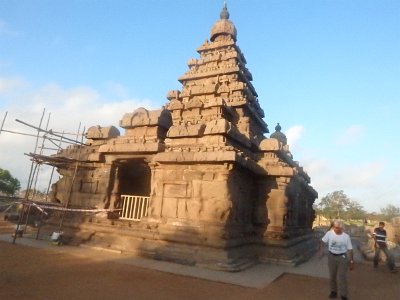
[165, 3, 268, 156]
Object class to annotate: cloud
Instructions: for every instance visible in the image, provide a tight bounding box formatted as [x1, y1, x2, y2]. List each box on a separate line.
[285, 125, 304, 150]
[105, 82, 129, 99]
[0, 79, 155, 192]
[0, 76, 27, 95]
[302, 155, 399, 212]
[336, 125, 363, 145]
[286, 125, 396, 212]
[311, 161, 384, 192]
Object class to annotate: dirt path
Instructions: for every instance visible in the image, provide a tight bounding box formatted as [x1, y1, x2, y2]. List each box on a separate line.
[0, 241, 399, 300]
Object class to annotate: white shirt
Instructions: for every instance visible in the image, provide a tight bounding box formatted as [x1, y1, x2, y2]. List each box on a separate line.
[321, 230, 353, 254]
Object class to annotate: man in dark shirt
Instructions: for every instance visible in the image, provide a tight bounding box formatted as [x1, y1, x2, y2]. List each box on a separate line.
[373, 222, 397, 273]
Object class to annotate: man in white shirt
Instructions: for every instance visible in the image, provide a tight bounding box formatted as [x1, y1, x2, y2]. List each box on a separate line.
[318, 220, 354, 300]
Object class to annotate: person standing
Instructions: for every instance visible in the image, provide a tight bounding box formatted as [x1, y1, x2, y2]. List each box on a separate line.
[373, 221, 397, 273]
[318, 220, 354, 300]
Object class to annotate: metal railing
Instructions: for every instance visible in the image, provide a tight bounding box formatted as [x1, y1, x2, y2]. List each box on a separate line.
[119, 195, 150, 221]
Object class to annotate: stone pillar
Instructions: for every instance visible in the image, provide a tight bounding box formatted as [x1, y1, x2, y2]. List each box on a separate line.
[266, 179, 289, 239]
[109, 163, 121, 215]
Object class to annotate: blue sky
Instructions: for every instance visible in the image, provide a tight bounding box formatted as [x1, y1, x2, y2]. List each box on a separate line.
[0, 0, 399, 212]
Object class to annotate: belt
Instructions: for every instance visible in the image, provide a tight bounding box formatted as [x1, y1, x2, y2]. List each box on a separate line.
[329, 252, 346, 256]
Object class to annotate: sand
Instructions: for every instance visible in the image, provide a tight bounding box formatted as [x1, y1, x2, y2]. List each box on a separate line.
[0, 239, 399, 300]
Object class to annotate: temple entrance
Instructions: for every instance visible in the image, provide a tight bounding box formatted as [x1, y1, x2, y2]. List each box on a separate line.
[118, 159, 151, 221]
[118, 159, 151, 196]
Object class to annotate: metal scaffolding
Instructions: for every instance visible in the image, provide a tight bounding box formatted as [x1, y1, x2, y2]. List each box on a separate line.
[0, 109, 85, 243]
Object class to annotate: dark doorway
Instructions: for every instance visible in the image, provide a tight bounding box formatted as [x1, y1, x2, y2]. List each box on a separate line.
[118, 160, 151, 196]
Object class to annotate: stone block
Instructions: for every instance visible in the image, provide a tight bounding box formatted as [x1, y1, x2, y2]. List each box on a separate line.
[163, 183, 189, 198]
[161, 197, 178, 218]
[86, 125, 120, 140]
[259, 138, 281, 151]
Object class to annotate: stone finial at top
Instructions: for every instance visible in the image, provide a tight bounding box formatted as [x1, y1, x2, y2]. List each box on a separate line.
[220, 1, 229, 19]
[270, 123, 287, 146]
[210, 1, 237, 42]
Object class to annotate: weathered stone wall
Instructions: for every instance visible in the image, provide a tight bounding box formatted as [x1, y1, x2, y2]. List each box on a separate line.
[144, 162, 267, 247]
[149, 165, 247, 222]
[51, 163, 112, 208]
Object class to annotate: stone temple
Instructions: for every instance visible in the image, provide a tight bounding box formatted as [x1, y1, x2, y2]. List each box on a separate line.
[45, 4, 317, 271]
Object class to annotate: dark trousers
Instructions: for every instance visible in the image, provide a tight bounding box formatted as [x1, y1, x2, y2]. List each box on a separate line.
[328, 253, 348, 297]
[374, 245, 395, 270]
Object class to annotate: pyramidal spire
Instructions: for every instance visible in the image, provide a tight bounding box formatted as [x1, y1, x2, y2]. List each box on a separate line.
[220, 0, 229, 19]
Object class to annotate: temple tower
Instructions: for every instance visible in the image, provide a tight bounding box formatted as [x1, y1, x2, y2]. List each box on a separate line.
[139, 3, 316, 269]
[45, 3, 318, 271]
[165, 2, 267, 155]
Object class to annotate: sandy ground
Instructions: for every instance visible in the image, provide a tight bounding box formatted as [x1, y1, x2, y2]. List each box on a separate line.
[0, 239, 399, 300]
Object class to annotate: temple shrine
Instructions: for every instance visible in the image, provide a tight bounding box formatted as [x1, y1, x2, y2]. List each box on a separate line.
[45, 3, 317, 271]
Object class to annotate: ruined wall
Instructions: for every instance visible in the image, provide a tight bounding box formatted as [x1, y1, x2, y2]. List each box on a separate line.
[51, 163, 112, 208]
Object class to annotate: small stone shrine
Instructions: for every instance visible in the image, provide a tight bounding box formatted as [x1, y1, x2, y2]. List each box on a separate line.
[47, 4, 318, 270]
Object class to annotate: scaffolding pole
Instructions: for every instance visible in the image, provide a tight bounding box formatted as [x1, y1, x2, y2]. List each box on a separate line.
[6, 110, 86, 244]
[31, 112, 52, 200]
[15, 119, 85, 145]
[13, 109, 46, 244]
[0, 111, 8, 136]
[58, 126, 86, 232]
[36, 131, 65, 240]
[24, 108, 46, 201]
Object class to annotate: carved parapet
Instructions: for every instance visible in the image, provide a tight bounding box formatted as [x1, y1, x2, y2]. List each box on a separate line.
[120, 107, 172, 130]
[53, 144, 103, 163]
[86, 125, 120, 140]
[229, 81, 245, 91]
[200, 106, 224, 120]
[188, 84, 217, 96]
[204, 119, 231, 135]
[167, 99, 184, 110]
[166, 90, 181, 101]
[260, 138, 293, 161]
[120, 126, 168, 145]
[196, 39, 235, 52]
[98, 141, 165, 153]
[154, 149, 265, 176]
[168, 124, 206, 138]
[185, 97, 204, 109]
[202, 119, 252, 149]
[187, 58, 198, 67]
[178, 65, 240, 82]
[260, 138, 282, 151]
[263, 165, 295, 176]
[154, 150, 237, 163]
[204, 97, 226, 108]
[165, 135, 226, 149]
[124, 126, 158, 138]
[259, 138, 312, 184]
[217, 83, 230, 94]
